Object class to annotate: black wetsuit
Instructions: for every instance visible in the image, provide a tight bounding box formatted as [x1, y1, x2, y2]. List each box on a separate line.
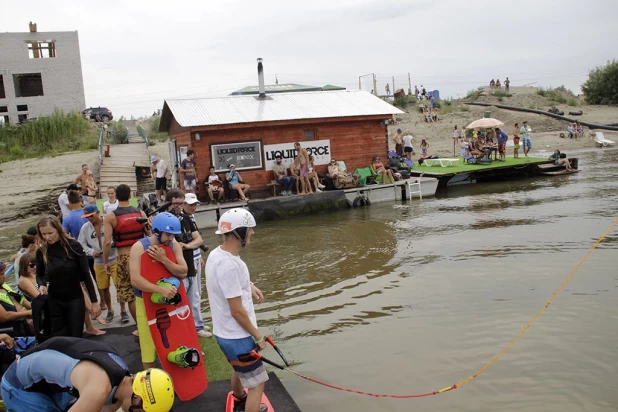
[36, 239, 98, 337]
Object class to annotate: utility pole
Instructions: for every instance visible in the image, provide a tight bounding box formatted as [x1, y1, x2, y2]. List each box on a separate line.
[373, 74, 377, 96]
[392, 76, 395, 94]
[408, 73, 412, 95]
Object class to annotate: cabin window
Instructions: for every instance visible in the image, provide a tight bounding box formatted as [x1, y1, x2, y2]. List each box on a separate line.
[28, 41, 56, 59]
[303, 130, 316, 140]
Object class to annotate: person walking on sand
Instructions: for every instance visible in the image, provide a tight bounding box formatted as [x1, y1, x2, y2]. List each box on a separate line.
[294, 142, 312, 195]
[520, 121, 532, 158]
[513, 123, 521, 158]
[206, 209, 268, 412]
[393, 128, 404, 157]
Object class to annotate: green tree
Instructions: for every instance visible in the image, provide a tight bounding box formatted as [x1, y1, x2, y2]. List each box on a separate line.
[581, 60, 618, 105]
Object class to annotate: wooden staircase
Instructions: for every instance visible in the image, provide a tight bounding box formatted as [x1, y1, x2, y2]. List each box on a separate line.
[98, 142, 151, 198]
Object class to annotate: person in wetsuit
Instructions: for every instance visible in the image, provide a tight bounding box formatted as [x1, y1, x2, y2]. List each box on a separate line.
[35, 216, 101, 338]
[1, 336, 175, 412]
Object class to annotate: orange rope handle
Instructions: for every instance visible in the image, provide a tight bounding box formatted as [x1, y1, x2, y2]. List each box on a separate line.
[279, 218, 618, 398]
[455, 217, 618, 388]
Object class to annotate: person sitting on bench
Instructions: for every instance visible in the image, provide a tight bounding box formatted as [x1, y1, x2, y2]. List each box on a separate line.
[206, 166, 224, 205]
[226, 165, 251, 201]
[548, 149, 574, 171]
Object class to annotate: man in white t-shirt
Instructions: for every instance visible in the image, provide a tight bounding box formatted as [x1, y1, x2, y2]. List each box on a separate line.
[206, 208, 267, 412]
[151, 156, 168, 201]
[57, 184, 79, 219]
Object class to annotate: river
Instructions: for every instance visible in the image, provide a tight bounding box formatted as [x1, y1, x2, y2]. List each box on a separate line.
[1, 148, 617, 411]
[198, 147, 618, 412]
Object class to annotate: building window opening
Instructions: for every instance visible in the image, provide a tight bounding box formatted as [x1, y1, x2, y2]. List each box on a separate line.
[0, 106, 7, 113]
[28, 41, 56, 59]
[1, 116, 9, 125]
[303, 130, 316, 140]
[13, 73, 44, 97]
[0, 75, 5, 99]
[17, 105, 28, 112]
[18, 114, 28, 123]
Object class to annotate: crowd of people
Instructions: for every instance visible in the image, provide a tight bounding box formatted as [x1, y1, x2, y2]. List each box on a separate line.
[0, 160, 272, 411]
[489, 77, 511, 92]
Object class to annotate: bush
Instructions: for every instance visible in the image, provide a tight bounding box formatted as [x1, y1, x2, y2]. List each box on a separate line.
[537, 86, 572, 104]
[143, 116, 169, 142]
[497, 96, 503, 102]
[582, 60, 618, 105]
[459, 105, 470, 112]
[393, 95, 407, 108]
[466, 90, 482, 100]
[491, 90, 512, 98]
[108, 120, 128, 144]
[0, 111, 98, 161]
[567, 98, 579, 107]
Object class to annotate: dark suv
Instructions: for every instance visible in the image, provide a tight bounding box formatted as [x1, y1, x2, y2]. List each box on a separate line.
[82, 107, 113, 121]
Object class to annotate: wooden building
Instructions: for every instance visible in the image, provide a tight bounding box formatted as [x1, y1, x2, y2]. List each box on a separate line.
[159, 90, 403, 199]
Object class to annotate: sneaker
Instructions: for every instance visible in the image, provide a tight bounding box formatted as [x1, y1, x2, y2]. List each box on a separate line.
[315, 188, 322, 193]
[203, 325, 211, 331]
[318, 183, 326, 189]
[167, 346, 201, 367]
[197, 329, 212, 338]
[120, 312, 130, 323]
[105, 311, 114, 323]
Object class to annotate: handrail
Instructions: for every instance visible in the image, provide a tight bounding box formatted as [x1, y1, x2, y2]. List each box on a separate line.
[98, 125, 104, 166]
[137, 124, 149, 147]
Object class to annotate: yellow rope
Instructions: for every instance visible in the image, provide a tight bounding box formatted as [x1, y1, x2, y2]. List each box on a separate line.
[454, 217, 618, 389]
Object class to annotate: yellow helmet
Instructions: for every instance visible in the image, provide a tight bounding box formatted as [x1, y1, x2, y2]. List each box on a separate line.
[132, 369, 175, 412]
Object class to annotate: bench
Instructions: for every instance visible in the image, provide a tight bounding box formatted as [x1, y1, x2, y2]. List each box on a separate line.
[267, 181, 281, 197]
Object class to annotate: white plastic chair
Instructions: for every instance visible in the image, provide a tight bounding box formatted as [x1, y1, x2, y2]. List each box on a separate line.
[595, 132, 615, 147]
[407, 174, 423, 202]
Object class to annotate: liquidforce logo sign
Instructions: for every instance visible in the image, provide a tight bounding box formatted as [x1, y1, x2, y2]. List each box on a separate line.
[211, 141, 263, 172]
[263, 140, 331, 171]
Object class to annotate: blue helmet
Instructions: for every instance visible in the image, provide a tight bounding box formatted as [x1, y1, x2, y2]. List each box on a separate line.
[152, 212, 181, 235]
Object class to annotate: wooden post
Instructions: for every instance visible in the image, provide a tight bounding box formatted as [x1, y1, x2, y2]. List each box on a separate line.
[392, 76, 395, 94]
[408, 73, 411, 95]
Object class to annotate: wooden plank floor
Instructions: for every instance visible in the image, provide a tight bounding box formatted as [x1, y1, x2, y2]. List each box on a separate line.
[99, 143, 151, 197]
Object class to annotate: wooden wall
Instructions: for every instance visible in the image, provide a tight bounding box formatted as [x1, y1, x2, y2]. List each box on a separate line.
[171, 117, 389, 199]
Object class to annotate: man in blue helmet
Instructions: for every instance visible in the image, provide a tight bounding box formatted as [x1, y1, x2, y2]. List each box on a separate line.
[129, 212, 188, 370]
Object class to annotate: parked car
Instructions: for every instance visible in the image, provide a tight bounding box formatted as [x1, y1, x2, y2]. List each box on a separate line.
[82, 107, 113, 121]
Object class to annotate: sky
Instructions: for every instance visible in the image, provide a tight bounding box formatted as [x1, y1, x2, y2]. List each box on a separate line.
[3, 0, 617, 118]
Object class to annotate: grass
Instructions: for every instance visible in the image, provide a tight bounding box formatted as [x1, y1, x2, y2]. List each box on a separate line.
[142, 116, 169, 142]
[466, 89, 482, 100]
[567, 97, 579, 107]
[0, 111, 99, 161]
[491, 90, 512, 98]
[536, 86, 576, 104]
[200, 336, 234, 381]
[416, 155, 548, 175]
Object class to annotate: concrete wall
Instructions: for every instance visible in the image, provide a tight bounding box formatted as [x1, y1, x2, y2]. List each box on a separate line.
[0, 30, 86, 124]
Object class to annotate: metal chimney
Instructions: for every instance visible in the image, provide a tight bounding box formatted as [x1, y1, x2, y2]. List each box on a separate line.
[257, 58, 266, 99]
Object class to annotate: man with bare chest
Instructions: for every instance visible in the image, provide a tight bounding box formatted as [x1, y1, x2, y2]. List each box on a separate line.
[294, 142, 312, 195]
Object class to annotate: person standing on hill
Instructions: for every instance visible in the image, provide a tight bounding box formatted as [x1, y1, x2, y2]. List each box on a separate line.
[402, 130, 415, 161]
[179, 150, 197, 194]
[103, 184, 147, 328]
[520, 121, 532, 158]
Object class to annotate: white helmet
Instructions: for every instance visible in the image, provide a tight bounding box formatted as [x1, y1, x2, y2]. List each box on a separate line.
[215, 208, 256, 235]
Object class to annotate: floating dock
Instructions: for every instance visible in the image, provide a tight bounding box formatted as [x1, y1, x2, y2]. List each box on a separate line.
[409, 156, 579, 188]
[192, 177, 439, 229]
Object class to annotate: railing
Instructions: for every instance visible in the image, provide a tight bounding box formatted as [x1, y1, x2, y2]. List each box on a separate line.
[98, 125, 104, 166]
[137, 124, 149, 147]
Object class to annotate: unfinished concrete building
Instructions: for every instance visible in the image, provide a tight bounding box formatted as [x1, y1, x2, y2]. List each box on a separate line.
[0, 22, 86, 124]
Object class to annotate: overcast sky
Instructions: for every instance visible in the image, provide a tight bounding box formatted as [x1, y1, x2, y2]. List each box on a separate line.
[3, 0, 617, 118]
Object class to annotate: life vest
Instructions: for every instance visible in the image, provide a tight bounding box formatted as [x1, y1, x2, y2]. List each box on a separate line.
[112, 207, 144, 248]
[0, 284, 24, 312]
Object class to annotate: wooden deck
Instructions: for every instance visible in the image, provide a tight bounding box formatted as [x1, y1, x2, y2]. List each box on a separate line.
[99, 142, 151, 197]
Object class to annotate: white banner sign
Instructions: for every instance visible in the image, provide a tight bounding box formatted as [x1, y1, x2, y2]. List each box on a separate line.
[263, 140, 331, 171]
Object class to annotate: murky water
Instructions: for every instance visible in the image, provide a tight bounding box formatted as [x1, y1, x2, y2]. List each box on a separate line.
[1, 148, 617, 411]
[199, 148, 618, 412]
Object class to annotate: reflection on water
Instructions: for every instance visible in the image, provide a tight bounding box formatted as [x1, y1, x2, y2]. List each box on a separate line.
[203, 148, 618, 412]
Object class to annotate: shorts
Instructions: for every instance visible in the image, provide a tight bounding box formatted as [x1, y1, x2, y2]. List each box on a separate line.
[116, 253, 136, 304]
[404, 146, 414, 153]
[2, 363, 76, 411]
[155, 177, 167, 190]
[94, 262, 117, 289]
[184, 179, 197, 191]
[135, 297, 157, 363]
[498, 143, 506, 154]
[300, 164, 309, 177]
[215, 335, 269, 389]
[554, 160, 561, 165]
[523, 137, 532, 149]
[514, 144, 520, 149]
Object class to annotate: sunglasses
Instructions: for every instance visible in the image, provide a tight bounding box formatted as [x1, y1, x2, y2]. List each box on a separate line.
[29, 263, 36, 268]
